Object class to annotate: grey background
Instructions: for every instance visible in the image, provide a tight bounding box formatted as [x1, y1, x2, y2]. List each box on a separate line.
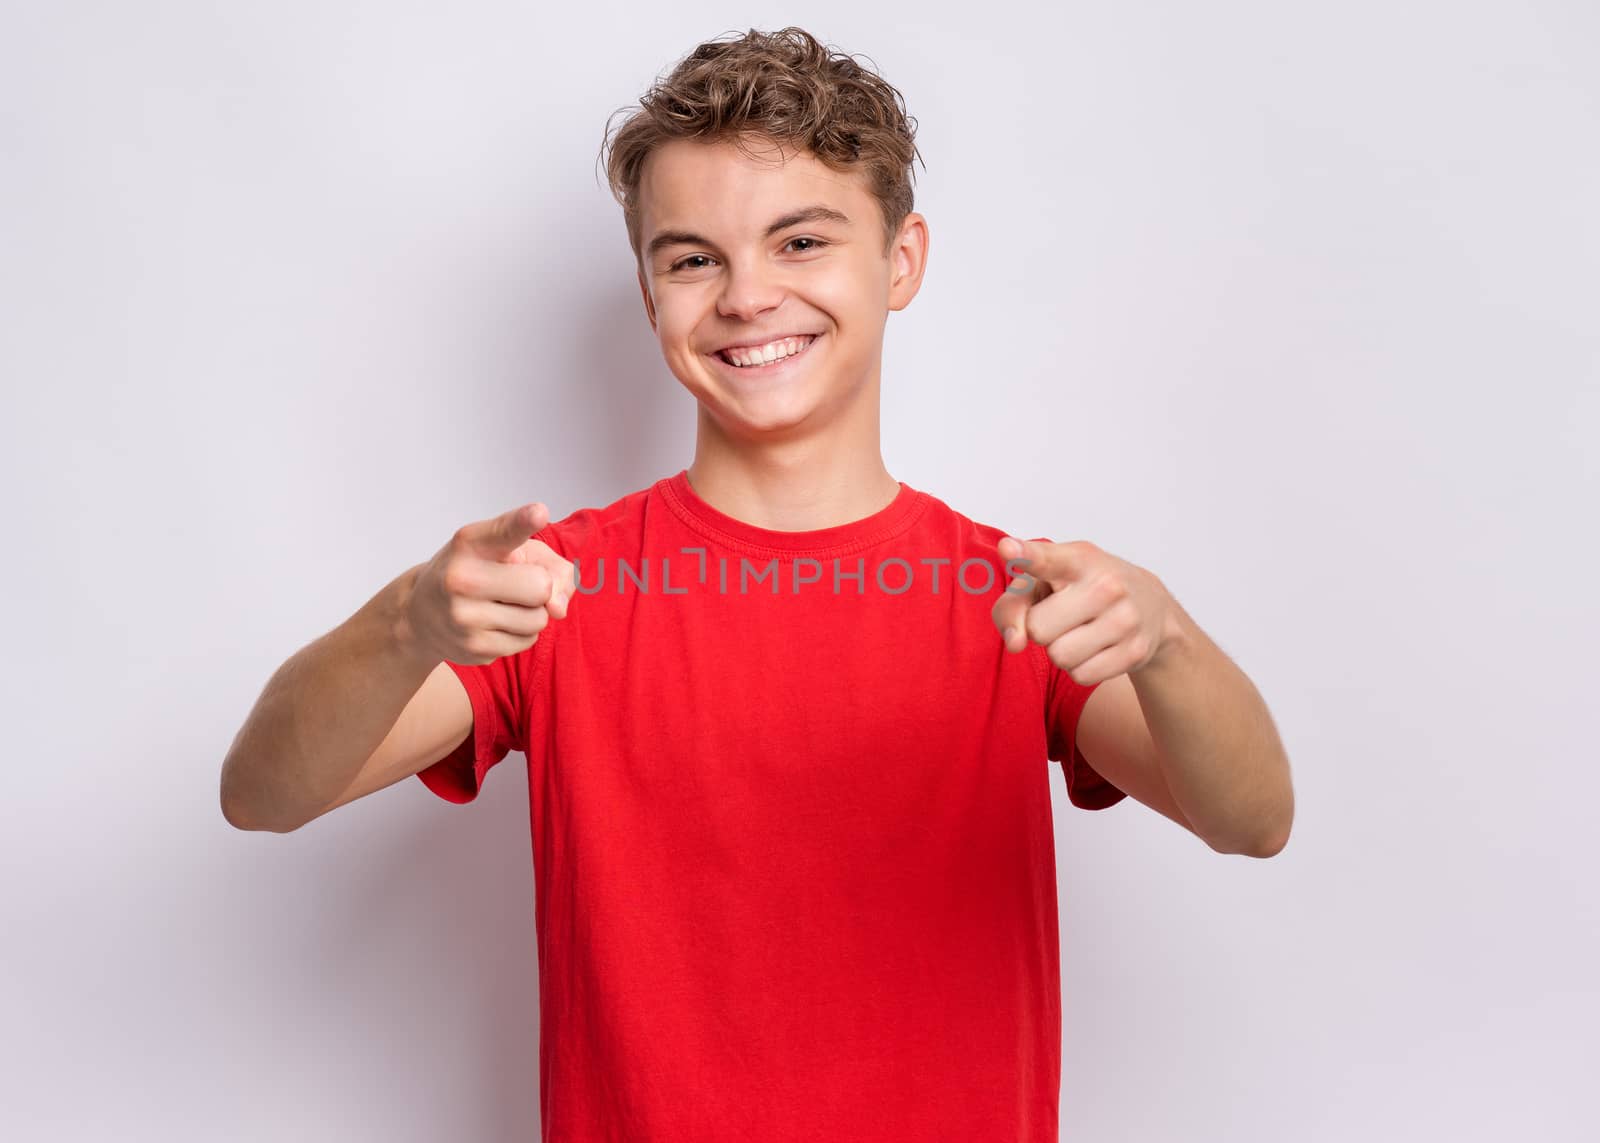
[3, 2, 1596, 1139]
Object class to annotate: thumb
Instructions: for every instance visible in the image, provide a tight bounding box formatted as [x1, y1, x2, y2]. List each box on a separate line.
[460, 501, 551, 561]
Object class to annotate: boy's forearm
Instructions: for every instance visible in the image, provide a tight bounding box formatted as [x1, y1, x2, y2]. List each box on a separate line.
[219, 566, 441, 832]
[1133, 602, 1294, 856]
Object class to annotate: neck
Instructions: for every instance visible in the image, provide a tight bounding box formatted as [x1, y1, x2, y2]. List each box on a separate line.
[686, 387, 900, 531]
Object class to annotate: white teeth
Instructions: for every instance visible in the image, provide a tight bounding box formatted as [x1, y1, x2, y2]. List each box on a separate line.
[721, 335, 816, 367]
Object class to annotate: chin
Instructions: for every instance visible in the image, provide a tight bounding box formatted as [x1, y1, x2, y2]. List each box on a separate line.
[669, 363, 815, 434]
[700, 389, 826, 439]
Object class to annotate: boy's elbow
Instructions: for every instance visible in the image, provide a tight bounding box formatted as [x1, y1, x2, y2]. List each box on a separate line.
[1244, 805, 1294, 858]
[220, 787, 266, 831]
[1234, 773, 1295, 858]
[1207, 808, 1292, 859]
[1249, 825, 1290, 858]
[219, 774, 305, 834]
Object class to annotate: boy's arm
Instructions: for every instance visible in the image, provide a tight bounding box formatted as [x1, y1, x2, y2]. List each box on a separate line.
[220, 501, 573, 832]
[1071, 673, 1200, 837]
[1088, 601, 1294, 857]
[996, 534, 1294, 857]
[219, 565, 461, 833]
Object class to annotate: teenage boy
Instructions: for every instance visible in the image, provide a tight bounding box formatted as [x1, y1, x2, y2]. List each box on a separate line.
[220, 26, 1293, 1142]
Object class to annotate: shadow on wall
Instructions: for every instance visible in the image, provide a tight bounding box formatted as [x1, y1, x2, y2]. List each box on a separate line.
[311, 267, 681, 1136]
[317, 765, 543, 1141]
[490, 244, 691, 507]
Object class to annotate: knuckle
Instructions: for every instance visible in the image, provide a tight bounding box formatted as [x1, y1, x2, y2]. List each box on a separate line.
[1094, 575, 1127, 604]
[441, 563, 476, 598]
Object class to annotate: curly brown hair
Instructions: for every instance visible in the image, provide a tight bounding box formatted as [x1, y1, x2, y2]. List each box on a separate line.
[598, 26, 925, 271]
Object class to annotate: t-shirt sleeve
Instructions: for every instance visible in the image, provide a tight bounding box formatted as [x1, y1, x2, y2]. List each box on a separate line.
[1041, 650, 1127, 811]
[415, 645, 543, 804]
[414, 522, 563, 805]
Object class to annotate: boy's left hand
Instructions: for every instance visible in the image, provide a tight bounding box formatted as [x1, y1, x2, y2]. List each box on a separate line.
[992, 535, 1183, 685]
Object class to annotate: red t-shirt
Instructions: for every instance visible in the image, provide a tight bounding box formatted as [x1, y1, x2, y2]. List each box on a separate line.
[418, 469, 1125, 1141]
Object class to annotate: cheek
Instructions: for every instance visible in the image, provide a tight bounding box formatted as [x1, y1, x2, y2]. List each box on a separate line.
[652, 309, 698, 351]
[791, 292, 856, 340]
[812, 266, 883, 325]
[656, 291, 720, 344]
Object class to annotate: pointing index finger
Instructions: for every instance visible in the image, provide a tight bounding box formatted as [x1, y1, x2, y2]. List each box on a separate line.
[460, 501, 551, 561]
[998, 535, 1082, 588]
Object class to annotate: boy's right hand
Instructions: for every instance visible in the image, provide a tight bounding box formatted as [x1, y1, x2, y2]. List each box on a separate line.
[400, 502, 577, 666]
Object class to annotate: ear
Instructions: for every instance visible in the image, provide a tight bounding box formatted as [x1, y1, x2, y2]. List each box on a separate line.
[887, 212, 930, 313]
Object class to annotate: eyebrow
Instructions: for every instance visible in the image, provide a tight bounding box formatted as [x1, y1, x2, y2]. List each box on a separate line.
[645, 204, 852, 261]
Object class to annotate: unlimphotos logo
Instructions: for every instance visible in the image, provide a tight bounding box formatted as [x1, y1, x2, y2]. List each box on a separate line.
[568, 549, 1038, 597]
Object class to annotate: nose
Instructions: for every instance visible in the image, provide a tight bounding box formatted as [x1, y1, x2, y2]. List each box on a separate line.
[716, 254, 785, 325]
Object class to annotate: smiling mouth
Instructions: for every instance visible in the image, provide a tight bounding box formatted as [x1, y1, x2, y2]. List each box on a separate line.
[711, 334, 823, 372]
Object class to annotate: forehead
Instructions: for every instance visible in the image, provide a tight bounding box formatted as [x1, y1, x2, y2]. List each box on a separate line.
[638, 137, 865, 239]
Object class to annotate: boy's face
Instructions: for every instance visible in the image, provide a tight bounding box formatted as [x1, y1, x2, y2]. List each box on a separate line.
[635, 136, 927, 440]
